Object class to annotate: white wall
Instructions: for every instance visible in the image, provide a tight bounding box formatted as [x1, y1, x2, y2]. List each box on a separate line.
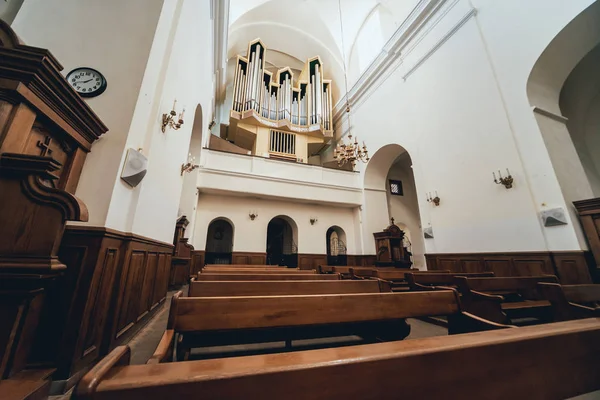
[0, 0, 24, 24]
[334, 0, 600, 256]
[12, 0, 214, 244]
[12, 0, 165, 229]
[193, 194, 359, 255]
[387, 156, 425, 269]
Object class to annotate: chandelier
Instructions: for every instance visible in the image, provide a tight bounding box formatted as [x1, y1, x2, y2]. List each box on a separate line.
[332, 0, 369, 169]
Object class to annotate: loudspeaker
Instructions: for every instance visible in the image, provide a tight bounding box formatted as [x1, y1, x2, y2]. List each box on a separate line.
[120, 148, 148, 188]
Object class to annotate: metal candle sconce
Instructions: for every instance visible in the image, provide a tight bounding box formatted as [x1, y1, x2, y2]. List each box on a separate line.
[493, 169, 514, 189]
[426, 191, 440, 206]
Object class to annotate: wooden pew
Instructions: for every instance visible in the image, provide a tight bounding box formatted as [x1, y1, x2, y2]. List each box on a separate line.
[195, 273, 338, 281]
[454, 275, 558, 324]
[150, 290, 511, 363]
[406, 271, 495, 290]
[189, 279, 392, 297]
[201, 267, 315, 274]
[204, 264, 282, 268]
[75, 319, 600, 400]
[538, 283, 600, 321]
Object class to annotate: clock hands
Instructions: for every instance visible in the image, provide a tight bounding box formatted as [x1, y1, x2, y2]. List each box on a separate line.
[74, 78, 94, 84]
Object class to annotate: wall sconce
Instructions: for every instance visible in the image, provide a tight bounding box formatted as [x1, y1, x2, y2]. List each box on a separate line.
[310, 217, 318, 225]
[493, 169, 514, 189]
[426, 191, 440, 206]
[208, 120, 216, 130]
[249, 211, 258, 221]
[162, 99, 185, 133]
[180, 153, 199, 175]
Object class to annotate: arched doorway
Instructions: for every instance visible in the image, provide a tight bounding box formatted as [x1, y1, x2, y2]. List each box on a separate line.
[326, 226, 347, 266]
[205, 218, 234, 264]
[178, 104, 204, 241]
[363, 144, 424, 268]
[527, 1, 600, 247]
[266, 216, 298, 267]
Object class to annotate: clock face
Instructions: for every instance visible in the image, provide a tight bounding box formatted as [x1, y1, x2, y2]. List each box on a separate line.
[66, 67, 107, 98]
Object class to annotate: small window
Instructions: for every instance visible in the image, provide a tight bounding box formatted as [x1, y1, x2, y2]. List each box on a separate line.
[389, 180, 403, 196]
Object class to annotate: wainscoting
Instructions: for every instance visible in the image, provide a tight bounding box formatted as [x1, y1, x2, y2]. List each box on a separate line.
[298, 254, 328, 270]
[232, 252, 267, 265]
[41, 226, 172, 391]
[346, 255, 378, 267]
[425, 251, 592, 284]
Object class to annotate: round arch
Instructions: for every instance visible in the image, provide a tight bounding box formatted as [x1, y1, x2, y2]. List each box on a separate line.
[266, 215, 298, 267]
[326, 225, 347, 266]
[205, 217, 234, 265]
[362, 143, 424, 269]
[526, 1, 600, 233]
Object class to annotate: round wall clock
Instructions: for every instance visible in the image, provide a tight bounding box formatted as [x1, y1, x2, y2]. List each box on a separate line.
[66, 67, 107, 98]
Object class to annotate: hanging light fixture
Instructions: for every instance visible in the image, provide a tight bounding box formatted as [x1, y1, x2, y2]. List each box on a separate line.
[332, 0, 369, 169]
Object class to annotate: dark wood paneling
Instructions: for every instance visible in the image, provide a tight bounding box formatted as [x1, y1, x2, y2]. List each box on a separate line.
[346, 255, 377, 267]
[298, 254, 328, 270]
[231, 252, 267, 265]
[574, 198, 600, 279]
[190, 251, 205, 276]
[49, 226, 172, 390]
[426, 251, 592, 284]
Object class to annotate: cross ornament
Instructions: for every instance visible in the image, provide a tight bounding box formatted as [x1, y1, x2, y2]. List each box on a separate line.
[390, 217, 395, 225]
[37, 136, 53, 157]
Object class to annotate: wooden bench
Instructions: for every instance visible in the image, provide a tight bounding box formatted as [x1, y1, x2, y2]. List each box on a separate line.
[203, 264, 282, 269]
[75, 319, 600, 400]
[0, 369, 55, 400]
[149, 290, 511, 362]
[188, 279, 392, 297]
[201, 267, 315, 274]
[538, 283, 600, 321]
[454, 275, 558, 324]
[195, 273, 338, 281]
[406, 271, 495, 290]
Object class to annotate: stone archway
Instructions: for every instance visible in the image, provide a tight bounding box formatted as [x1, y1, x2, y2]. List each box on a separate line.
[205, 217, 234, 264]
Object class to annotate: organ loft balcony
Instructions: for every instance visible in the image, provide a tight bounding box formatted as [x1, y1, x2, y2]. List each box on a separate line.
[226, 39, 334, 164]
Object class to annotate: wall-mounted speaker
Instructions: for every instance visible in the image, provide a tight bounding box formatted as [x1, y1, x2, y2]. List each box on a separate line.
[120, 148, 148, 188]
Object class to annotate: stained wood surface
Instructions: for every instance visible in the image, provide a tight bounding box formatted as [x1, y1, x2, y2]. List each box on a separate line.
[407, 272, 494, 286]
[173, 291, 459, 332]
[195, 273, 339, 281]
[201, 268, 314, 274]
[204, 264, 282, 269]
[75, 319, 600, 400]
[455, 275, 558, 292]
[188, 280, 388, 297]
[560, 284, 600, 303]
[375, 270, 450, 281]
[0, 368, 54, 400]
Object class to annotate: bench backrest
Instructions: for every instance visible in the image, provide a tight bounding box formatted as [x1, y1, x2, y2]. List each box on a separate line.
[375, 269, 449, 281]
[75, 319, 600, 400]
[455, 275, 558, 294]
[204, 264, 281, 269]
[195, 273, 337, 281]
[406, 272, 495, 287]
[188, 279, 391, 297]
[201, 268, 314, 274]
[169, 290, 460, 332]
[538, 283, 600, 321]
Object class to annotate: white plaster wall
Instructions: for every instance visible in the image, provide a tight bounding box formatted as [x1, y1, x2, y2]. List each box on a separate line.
[387, 158, 425, 269]
[0, 0, 24, 24]
[192, 194, 359, 255]
[339, 0, 600, 256]
[12, 0, 165, 228]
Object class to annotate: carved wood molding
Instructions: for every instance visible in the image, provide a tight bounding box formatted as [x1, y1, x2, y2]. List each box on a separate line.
[1, 153, 88, 221]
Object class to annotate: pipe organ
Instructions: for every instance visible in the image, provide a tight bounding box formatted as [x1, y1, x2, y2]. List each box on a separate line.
[227, 39, 333, 164]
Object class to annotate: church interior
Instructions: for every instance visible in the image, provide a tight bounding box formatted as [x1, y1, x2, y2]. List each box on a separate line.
[2, 0, 600, 398]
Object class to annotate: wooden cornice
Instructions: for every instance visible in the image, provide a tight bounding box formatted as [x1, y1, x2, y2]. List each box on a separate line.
[0, 19, 108, 147]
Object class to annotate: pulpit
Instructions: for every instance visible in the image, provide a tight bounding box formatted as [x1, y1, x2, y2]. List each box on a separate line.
[373, 219, 412, 268]
[170, 216, 194, 287]
[0, 19, 106, 395]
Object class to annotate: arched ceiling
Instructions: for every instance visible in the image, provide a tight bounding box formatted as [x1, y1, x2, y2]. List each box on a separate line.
[227, 0, 383, 105]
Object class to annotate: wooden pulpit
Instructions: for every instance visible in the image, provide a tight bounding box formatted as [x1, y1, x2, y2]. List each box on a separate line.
[373, 219, 412, 268]
[170, 216, 194, 287]
[0, 19, 107, 394]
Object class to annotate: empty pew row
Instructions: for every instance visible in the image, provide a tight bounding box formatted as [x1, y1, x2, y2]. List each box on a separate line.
[203, 264, 284, 269]
[75, 318, 600, 400]
[454, 275, 558, 325]
[195, 273, 337, 281]
[406, 271, 495, 290]
[188, 279, 392, 297]
[538, 283, 600, 321]
[201, 267, 316, 274]
[149, 290, 512, 363]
